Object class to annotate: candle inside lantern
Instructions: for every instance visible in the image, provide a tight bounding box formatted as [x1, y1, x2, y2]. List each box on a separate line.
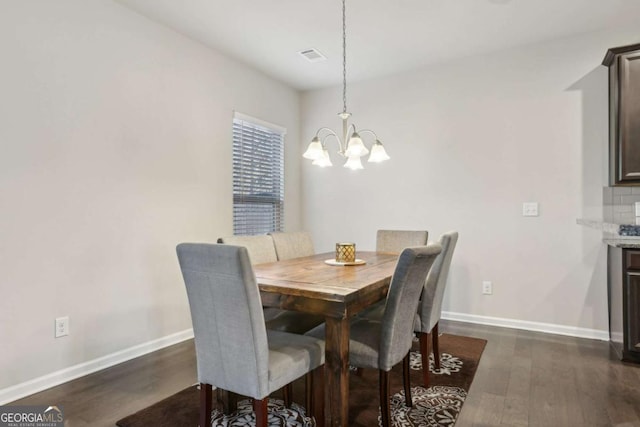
[335, 243, 356, 263]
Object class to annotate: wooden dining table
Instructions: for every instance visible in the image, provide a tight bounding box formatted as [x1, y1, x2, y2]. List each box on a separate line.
[254, 251, 399, 427]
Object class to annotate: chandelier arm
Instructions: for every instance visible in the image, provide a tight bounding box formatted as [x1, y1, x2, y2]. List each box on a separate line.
[315, 127, 339, 137]
[356, 129, 379, 142]
[342, 121, 357, 149]
[321, 133, 345, 155]
[316, 128, 345, 153]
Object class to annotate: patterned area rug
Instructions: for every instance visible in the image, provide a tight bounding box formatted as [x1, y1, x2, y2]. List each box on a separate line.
[116, 333, 486, 427]
[211, 399, 313, 426]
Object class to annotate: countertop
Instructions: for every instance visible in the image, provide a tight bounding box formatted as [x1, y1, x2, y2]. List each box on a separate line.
[576, 218, 640, 248]
[603, 239, 640, 248]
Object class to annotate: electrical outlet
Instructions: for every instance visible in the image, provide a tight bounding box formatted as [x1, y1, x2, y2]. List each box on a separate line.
[482, 281, 493, 295]
[522, 202, 539, 217]
[55, 316, 69, 338]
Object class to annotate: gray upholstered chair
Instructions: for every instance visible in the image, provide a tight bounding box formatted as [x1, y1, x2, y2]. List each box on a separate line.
[415, 231, 458, 387]
[176, 243, 325, 427]
[376, 229, 429, 254]
[269, 231, 315, 261]
[360, 232, 459, 388]
[307, 244, 442, 427]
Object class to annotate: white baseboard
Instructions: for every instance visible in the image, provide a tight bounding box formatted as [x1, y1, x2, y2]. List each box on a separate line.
[0, 328, 194, 405]
[442, 311, 610, 341]
[611, 332, 624, 343]
[0, 313, 611, 405]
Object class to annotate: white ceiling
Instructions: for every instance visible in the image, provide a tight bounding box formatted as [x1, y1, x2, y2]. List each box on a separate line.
[115, 0, 640, 91]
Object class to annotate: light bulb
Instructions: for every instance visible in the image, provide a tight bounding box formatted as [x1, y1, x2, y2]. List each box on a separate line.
[344, 156, 364, 170]
[303, 137, 324, 160]
[312, 149, 333, 167]
[368, 140, 390, 163]
[344, 132, 369, 157]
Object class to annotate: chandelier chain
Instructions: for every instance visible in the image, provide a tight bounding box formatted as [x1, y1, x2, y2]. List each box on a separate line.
[303, 0, 390, 169]
[342, 0, 347, 113]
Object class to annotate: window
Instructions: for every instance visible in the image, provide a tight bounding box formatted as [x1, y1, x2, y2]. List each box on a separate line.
[232, 113, 285, 236]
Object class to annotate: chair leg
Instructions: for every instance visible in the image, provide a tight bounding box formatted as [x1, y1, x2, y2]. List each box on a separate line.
[305, 372, 312, 414]
[217, 388, 227, 414]
[215, 387, 223, 407]
[402, 353, 412, 407]
[283, 383, 293, 407]
[217, 389, 237, 415]
[199, 383, 212, 427]
[432, 322, 441, 371]
[379, 370, 391, 427]
[419, 331, 431, 388]
[228, 391, 238, 414]
[309, 366, 325, 426]
[253, 398, 268, 427]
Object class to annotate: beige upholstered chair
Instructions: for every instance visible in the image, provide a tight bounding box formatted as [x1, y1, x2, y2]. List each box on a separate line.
[217, 235, 281, 321]
[415, 231, 458, 387]
[177, 243, 325, 427]
[307, 245, 442, 427]
[264, 231, 325, 334]
[269, 231, 315, 261]
[216, 235, 278, 265]
[218, 234, 325, 334]
[376, 230, 429, 254]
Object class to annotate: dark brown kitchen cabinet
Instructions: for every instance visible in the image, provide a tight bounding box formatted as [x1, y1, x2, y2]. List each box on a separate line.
[608, 246, 640, 363]
[603, 43, 640, 185]
[628, 272, 640, 355]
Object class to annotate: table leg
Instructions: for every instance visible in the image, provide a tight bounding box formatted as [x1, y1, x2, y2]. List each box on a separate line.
[325, 316, 349, 427]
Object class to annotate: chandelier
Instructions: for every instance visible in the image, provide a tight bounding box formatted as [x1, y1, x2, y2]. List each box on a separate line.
[302, 0, 390, 170]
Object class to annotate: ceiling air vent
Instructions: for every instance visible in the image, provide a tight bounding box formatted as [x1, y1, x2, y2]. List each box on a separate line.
[298, 48, 327, 63]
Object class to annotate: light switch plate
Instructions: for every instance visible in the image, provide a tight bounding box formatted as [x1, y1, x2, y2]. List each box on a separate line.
[522, 202, 539, 217]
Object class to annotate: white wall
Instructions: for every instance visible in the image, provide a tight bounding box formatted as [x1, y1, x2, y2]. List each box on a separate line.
[0, 0, 301, 391]
[301, 27, 640, 334]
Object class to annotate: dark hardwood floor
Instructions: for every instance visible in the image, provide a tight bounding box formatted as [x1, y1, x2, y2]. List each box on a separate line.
[446, 321, 640, 427]
[11, 340, 198, 427]
[10, 320, 640, 426]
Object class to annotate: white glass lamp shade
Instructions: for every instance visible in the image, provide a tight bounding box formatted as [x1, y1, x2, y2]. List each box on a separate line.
[344, 155, 364, 170]
[303, 137, 324, 160]
[344, 132, 369, 158]
[368, 140, 390, 163]
[312, 149, 333, 167]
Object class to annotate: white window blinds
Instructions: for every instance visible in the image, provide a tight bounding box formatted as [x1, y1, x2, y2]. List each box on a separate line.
[232, 114, 285, 236]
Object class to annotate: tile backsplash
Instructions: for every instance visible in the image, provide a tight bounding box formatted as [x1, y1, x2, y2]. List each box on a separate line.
[604, 186, 640, 224]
